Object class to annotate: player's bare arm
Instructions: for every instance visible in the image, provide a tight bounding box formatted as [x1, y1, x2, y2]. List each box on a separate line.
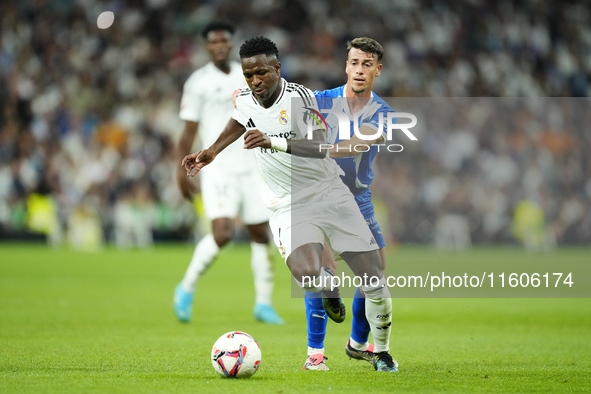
[328, 125, 385, 158]
[289, 126, 328, 158]
[182, 117, 246, 176]
[176, 120, 200, 198]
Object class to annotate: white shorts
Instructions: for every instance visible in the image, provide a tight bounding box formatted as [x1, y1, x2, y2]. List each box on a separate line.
[200, 170, 270, 225]
[269, 184, 378, 261]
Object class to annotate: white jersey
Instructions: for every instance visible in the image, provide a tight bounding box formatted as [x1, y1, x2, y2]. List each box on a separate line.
[232, 79, 344, 210]
[179, 61, 256, 175]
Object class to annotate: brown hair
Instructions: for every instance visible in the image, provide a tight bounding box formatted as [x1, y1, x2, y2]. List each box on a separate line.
[346, 37, 384, 63]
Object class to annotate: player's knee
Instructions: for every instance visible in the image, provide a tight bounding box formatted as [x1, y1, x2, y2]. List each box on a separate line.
[250, 232, 269, 244]
[213, 229, 233, 247]
[291, 265, 322, 286]
[212, 218, 234, 247]
[289, 244, 322, 283]
[343, 249, 383, 278]
[362, 277, 390, 299]
[290, 259, 323, 290]
[247, 223, 269, 244]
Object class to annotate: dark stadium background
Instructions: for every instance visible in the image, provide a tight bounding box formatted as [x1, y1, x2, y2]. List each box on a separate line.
[1, 0, 590, 248]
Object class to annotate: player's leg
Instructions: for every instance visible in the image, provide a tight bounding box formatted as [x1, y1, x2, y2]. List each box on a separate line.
[174, 217, 233, 322]
[182, 218, 234, 292]
[289, 242, 346, 324]
[302, 291, 329, 370]
[348, 206, 388, 362]
[320, 191, 396, 371]
[347, 287, 371, 356]
[174, 172, 237, 323]
[180, 218, 234, 293]
[303, 241, 335, 370]
[341, 249, 396, 372]
[270, 206, 345, 324]
[240, 172, 283, 324]
[287, 242, 324, 288]
[346, 247, 390, 362]
[246, 222, 283, 324]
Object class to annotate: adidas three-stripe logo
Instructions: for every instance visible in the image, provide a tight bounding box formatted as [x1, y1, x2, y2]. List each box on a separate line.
[246, 118, 256, 128]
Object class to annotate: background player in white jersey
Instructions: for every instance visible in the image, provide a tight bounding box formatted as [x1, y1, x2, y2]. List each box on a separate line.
[182, 36, 397, 372]
[174, 22, 283, 325]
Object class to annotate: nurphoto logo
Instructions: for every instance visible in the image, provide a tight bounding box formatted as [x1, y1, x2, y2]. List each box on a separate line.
[304, 107, 418, 153]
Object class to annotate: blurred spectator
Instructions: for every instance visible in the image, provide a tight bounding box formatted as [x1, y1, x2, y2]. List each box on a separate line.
[0, 0, 590, 246]
[512, 199, 556, 252]
[375, 97, 590, 246]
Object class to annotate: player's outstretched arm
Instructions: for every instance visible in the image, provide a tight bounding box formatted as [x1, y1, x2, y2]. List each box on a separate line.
[182, 118, 246, 176]
[328, 125, 385, 158]
[289, 127, 328, 158]
[182, 148, 214, 177]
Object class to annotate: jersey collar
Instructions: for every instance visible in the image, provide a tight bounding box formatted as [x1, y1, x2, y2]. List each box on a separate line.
[341, 84, 375, 118]
[342, 83, 375, 99]
[251, 78, 287, 108]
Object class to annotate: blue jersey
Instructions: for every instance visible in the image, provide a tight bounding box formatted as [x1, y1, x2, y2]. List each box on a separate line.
[314, 85, 393, 205]
[313, 85, 392, 249]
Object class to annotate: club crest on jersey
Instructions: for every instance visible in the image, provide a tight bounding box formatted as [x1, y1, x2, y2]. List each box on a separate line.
[279, 110, 288, 125]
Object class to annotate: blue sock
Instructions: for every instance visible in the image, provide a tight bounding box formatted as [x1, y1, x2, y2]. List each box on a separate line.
[305, 291, 327, 349]
[350, 287, 370, 344]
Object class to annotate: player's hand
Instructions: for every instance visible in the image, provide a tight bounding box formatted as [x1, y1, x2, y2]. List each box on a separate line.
[231, 89, 239, 109]
[176, 167, 198, 199]
[244, 129, 271, 150]
[182, 149, 216, 177]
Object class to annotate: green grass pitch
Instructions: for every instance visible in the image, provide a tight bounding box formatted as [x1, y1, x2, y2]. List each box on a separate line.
[1, 243, 590, 393]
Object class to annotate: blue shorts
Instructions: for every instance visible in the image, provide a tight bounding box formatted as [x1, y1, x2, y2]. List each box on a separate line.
[357, 199, 386, 249]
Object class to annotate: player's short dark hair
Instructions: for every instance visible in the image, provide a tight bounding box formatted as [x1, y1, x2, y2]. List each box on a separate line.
[239, 36, 279, 59]
[201, 21, 234, 39]
[347, 37, 384, 62]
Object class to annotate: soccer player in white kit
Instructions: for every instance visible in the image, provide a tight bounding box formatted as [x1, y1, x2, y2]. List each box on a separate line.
[182, 37, 397, 372]
[174, 23, 283, 325]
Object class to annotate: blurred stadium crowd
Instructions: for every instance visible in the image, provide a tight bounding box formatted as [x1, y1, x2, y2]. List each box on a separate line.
[0, 0, 590, 248]
[376, 97, 591, 249]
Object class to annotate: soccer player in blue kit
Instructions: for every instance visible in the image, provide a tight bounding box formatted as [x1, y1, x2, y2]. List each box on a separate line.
[302, 37, 398, 371]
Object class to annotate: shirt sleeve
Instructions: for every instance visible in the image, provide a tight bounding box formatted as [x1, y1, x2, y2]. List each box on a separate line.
[294, 87, 324, 141]
[231, 106, 246, 126]
[179, 75, 202, 122]
[360, 99, 393, 140]
[313, 90, 332, 118]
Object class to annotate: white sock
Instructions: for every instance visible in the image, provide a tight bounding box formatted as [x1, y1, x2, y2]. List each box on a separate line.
[363, 278, 392, 353]
[250, 242, 273, 305]
[308, 346, 324, 356]
[180, 234, 220, 292]
[349, 338, 369, 351]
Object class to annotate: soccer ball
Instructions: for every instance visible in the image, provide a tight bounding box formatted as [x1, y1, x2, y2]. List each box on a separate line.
[211, 331, 261, 378]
